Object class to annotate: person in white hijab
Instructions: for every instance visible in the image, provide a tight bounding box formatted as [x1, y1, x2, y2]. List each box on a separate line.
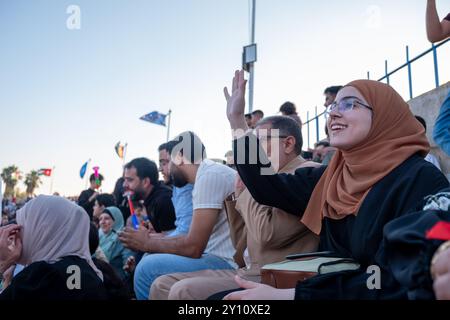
[0, 195, 107, 300]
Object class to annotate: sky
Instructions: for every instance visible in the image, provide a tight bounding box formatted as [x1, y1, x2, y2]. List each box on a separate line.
[1, 0, 449, 197]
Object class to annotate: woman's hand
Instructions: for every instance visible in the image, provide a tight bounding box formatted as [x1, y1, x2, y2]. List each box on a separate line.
[224, 70, 249, 133]
[0, 225, 22, 273]
[223, 276, 295, 300]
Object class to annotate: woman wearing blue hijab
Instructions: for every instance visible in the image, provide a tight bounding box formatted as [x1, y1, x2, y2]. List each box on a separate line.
[99, 206, 134, 279]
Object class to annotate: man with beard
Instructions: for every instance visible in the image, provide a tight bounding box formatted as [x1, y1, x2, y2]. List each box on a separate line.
[158, 143, 173, 186]
[119, 132, 237, 300]
[123, 158, 176, 233]
[158, 142, 194, 237]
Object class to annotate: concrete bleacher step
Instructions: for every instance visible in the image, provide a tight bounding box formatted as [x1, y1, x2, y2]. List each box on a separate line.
[408, 81, 450, 180]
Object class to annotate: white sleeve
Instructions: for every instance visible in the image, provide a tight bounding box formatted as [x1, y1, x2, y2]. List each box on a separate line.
[193, 171, 234, 210]
[425, 154, 442, 171]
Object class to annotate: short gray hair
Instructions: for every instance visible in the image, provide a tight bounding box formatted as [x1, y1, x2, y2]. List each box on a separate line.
[256, 116, 303, 155]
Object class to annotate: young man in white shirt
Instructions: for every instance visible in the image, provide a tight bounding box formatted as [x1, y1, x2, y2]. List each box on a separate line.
[119, 131, 237, 300]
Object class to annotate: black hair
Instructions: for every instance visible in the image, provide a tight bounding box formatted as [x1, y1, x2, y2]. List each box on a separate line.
[324, 86, 343, 95]
[113, 177, 125, 206]
[256, 115, 303, 155]
[89, 173, 104, 183]
[252, 110, 264, 118]
[224, 150, 233, 157]
[315, 140, 330, 148]
[166, 131, 206, 164]
[245, 113, 252, 119]
[279, 102, 297, 115]
[415, 115, 427, 132]
[124, 158, 159, 185]
[158, 142, 168, 152]
[95, 194, 115, 208]
[89, 222, 99, 255]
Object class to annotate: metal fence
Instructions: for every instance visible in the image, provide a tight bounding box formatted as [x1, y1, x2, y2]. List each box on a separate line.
[303, 38, 450, 149]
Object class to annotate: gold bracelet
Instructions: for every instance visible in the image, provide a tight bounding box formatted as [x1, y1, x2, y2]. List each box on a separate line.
[431, 240, 450, 280]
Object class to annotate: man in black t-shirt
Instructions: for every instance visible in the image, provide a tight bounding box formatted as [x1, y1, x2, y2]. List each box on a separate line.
[123, 158, 175, 233]
[78, 173, 104, 219]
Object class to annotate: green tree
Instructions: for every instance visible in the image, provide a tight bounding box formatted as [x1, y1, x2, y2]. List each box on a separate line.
[1, 165, 21, 198]
[24, 170, 42, 197]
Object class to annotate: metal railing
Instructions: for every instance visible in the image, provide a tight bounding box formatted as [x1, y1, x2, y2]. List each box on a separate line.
[303, 38, 450, 149]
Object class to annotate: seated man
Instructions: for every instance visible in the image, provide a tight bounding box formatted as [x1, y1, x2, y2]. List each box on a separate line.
[250, 110, 264, 129]
[158, 142, 194, 237]
[123, 158, 176, 234]
[119, 131, 237, 300]
[150, 116, 321, 300]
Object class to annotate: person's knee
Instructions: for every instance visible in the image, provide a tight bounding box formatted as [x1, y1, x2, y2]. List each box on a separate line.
[168, 279, 192, 300]
[135, 254, 164, 279]
[134, 255, 162, 299]
[150, 275, 174, 300]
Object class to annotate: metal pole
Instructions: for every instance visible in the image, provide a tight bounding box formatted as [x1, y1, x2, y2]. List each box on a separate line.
[248, 0, 256, 113]
[166, 109, 172, 142]
[122, 143, 128, 167]
[315, 106, 319, 144]
[84, 159, 91, 189]
[307, 111, 310, 150]
[49, 166, 55, 195]
[385, 60, 389, 85]
[432, 43, 440, 88]
[406, 45, 413, 99]
[367, 71, 370, 80]
[0, 180, 3, 211]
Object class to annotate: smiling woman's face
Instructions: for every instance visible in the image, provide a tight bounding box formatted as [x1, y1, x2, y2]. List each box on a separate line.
[99, 213, 114, 234]
[327, 86, 373, 151]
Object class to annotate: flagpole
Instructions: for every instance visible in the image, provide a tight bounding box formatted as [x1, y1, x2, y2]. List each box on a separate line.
[84, 159, 91, 189]
[49, 166, 55, 195]
[0, 180, 3, 211]
[166, 109, 172, 142]
[122, 143, 128, 167]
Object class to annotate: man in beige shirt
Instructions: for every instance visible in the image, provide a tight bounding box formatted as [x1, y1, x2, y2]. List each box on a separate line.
[150, 116, 320, 300]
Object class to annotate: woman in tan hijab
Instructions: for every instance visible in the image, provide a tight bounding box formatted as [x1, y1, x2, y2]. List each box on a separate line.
[223, 70, 449, 300]
[0, 195, 107, 300]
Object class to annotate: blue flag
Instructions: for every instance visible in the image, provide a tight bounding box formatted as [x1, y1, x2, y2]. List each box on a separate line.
[140, 111, 167, 127]
[80, 161, 88, 179]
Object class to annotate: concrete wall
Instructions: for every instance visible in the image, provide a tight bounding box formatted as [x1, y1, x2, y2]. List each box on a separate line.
[408, 81, 450, 180]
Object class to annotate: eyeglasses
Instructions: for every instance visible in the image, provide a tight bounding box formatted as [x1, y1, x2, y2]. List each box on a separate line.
[325, 97, 373, 117]
[257, 135, 289, 141]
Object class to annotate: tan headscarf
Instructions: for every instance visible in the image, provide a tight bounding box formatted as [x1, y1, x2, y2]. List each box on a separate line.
[16, 195, 103, 280]
[301, 80, 429, 235]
